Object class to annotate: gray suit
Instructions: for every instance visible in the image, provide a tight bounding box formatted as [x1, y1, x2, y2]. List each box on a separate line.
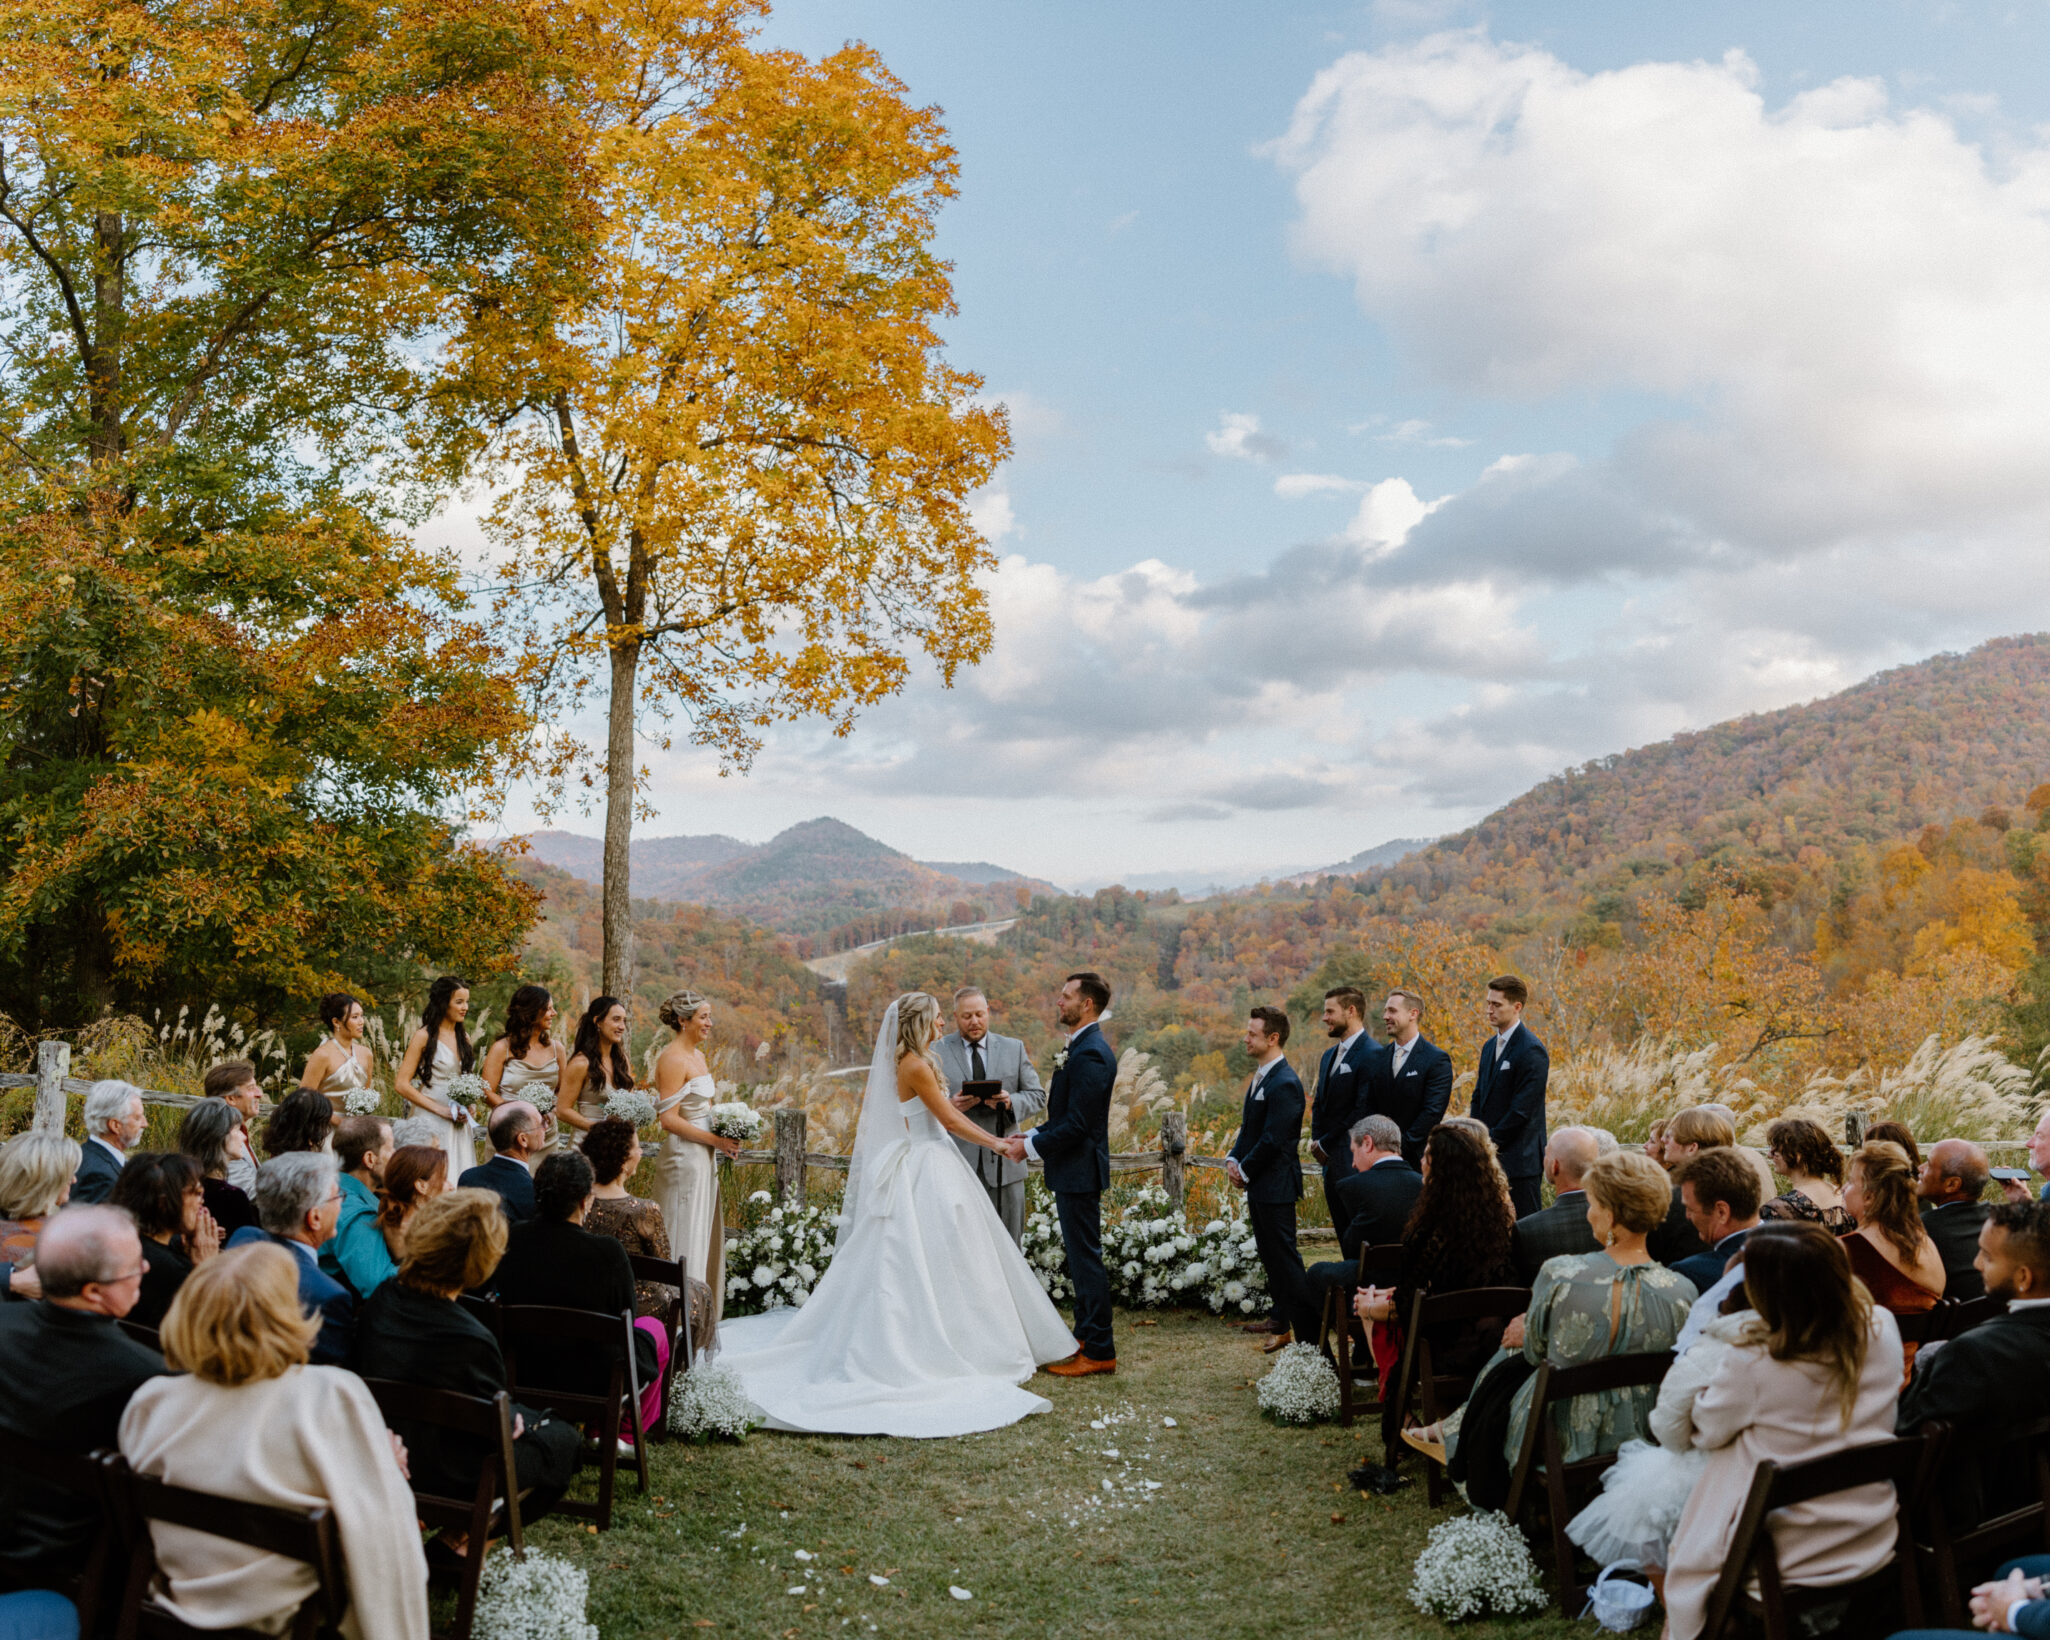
[935, 1030, 1046, 1244]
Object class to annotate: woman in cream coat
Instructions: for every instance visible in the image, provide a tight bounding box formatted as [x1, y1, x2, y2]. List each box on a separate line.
[119, 1243, 427, 1640]
[1660, 1222, 1906, 1640]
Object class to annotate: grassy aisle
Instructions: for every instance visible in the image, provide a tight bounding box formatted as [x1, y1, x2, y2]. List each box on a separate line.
[518, 1311, 1586, 1640]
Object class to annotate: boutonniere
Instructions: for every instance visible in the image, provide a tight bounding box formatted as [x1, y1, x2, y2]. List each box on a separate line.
[1052, 1048, 1068, 1073]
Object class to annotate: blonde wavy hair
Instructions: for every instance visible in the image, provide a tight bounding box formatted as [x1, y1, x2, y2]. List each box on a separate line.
[161, 1243, 318, 1385]
[894, 992, 942, 1069]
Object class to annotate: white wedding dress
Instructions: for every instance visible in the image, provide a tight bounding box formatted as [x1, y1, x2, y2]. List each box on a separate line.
[716, 1002, 1078, 1437]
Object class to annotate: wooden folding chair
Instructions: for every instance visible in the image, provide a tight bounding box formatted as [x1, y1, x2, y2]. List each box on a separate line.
[1387, 1284, 1532, 1504]
[106, 1456, 347, 1640]
[497, 1304, 647, 1529]
[118, 1320, 160, 1352]
[1916, 1413, 2050, 1625]
[1318, 1243, 1402, 1427]
[1698, 1433, 1936, 1640]
[0, 1431, 119, 1638]
[1934, 1294, 2008, 1338]
[628, 1250, 694, 1432]
[1503, 1350, 1677, 1617]
[357, 1379, 528, 1640]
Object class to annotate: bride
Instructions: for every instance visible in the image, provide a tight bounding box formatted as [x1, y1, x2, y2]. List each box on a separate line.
[716, 992, 1079, 1437]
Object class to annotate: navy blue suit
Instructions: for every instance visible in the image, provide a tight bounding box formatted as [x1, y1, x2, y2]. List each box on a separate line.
[1671, 1225, 1754, 1296]
[1363, 1036, 1454, 1168]
[1309, 1033, 1377, 1226]
[1471, 1024, 1549, 1216]
[459, 1155, 537, 1225]
[1230, 1059, 1315, 1339]
[69, 1140, 124, 1206]
[225, 1226, 354, 1364]
[1031, 1021, 1117, 1360]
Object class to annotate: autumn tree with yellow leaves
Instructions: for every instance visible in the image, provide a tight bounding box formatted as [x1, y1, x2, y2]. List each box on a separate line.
[484, 2, 1008, 994]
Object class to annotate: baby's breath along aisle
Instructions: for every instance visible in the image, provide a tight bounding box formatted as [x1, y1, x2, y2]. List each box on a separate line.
[504, 1310, 1585, 1640]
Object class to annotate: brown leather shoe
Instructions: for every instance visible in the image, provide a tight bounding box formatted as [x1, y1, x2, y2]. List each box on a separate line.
[1044, 1354, 1117, 1377]
[1261, 1330, 1295, 1353]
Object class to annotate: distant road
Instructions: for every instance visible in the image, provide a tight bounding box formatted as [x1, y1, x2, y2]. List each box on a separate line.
[804, 918, 1018, 981]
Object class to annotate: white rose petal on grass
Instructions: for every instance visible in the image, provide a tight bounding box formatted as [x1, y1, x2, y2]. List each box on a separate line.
[1162, 1417, 1177, 1427]
[786, 1587, 808, 1597]
[869, 1575, 889, 1587]
[793, 1550, 813, 1561]
[949, 1587, 974, 1602]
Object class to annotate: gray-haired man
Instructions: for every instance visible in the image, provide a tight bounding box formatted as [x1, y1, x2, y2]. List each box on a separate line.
[225, 1152, 354, 1364]
[935, 987, 1046, 1245]
[71, 1080, 147, 1204]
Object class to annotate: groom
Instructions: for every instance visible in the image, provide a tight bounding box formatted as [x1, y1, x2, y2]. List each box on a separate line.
[1002, 971, 1118, 1376]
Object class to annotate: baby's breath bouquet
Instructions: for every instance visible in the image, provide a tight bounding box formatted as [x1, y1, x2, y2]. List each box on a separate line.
[603, 1089, 657, 1129]
[1020, 1186, 1073, 1302]
[442, 1071, 487, 1113]
[667, 1357, 761, 1441]
[471, 1547, 598, 1640]
[724, 1198, 837, 1314]
[525, 1087, 557, 1116]
[1410, 1510, 1546, 1621]
[1255, 1342, 1342, 1424]
[341, 1086, 382, 1116]
[707, 1100, 764, 1145]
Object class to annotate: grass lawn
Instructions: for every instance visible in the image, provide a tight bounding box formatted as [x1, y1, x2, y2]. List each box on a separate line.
[516, 1309, 1588, 1640]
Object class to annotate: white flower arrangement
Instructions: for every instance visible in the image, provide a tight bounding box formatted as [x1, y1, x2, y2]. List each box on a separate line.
[707, 1101, 764, 1145]
[471, 1547, 599, 1640]
[341, 1086, 382, 1116]
[1097, 1186, 1270, 1314]
[1020, 1191, 1074, 1303]
[443, 1071, 488, 1112]
[1051, 1048, 1069, 1073]
[524, 1087, 558, 1116]
[1409, 1510, 1547, 1622]
[1255, 1342, 1342, 1424]
[724, 1198, 840, 1315]
[666, 1357, 762, 1442]
[603, 1089, 658, 1129]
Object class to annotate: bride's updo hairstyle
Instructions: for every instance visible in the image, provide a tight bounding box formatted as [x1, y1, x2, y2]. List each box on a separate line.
[658, 990, 709, 1032]
[894, 992, 942, 1067]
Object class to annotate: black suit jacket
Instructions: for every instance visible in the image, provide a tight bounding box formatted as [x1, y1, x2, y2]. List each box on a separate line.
[1033, 1023, 1116, 1195]
[1309, 1034, 1378, 1183]
[1362, 1036, 1454, 1165]
[1649, 1186, 1711, 1267]
[492, 1220, 640, 1398]
[1470, 1025, 1548, 1180]
[459, 1155, 537, 1224]
[1512, 1189, 1600, 1283]
[224, 1228, 354, 1365]
[1228, 1060, 1305, 1206]
[1900, 1303, 2049, 1528]
[1331, 1157, 1421, 1261]
[68, 1141, 123, 1207]
[355, 1282, 521, 1501]
[0, 1301, 164, 1582]
[1673, 1225, 1754, 1294]
[1920, 1200, 1989, 1301]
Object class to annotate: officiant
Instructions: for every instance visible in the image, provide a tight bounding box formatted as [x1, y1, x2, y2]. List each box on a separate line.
[936, 986, 1046, 1245]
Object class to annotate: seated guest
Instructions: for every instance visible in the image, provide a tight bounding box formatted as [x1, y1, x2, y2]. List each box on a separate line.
[493, 1152, 667, 1441]
[1661, 1104, 1735, 1167]
[200, 1061, 265, 1193]
[1915, 1138, 1992, 1301]
[174, 1098, 259, 1237]
[1670, 1146, 1765, 1299]
[1439, 1150, 1696, 1510]
[1647, 1110, 1715, 1269]
[262, 1087, 335, 1159]
[1298, 1115, 1422, 1331]
[581, 1118, 715, 1356]
[1899, 1200, 2050, 1533]
[225, 1153, 353, 1365]
[0, 1207, 165, 1589]
[119, 1245, 428, 1640]
[322, 1115, 397, 1300]
[1842, 1140, 1945, 1353]
[1867, 1119, 1921, 1175]
[354, 1190, 581, 1533]
[70, 1081, 145, 1205]
[458, 1103, 542, 1224]
[376, 1146, 449, 1265]
[0, 1134, 79, 1301]
[1511, 1126, 1602, 1282]
[1662, 1222, 1905, 1640]
[108, 1153, 218, 1330]
[1759, 1116, 1852, 1232]
[1644, 1120, 1668, 1162]
[1587, 1128, 1620, 1157]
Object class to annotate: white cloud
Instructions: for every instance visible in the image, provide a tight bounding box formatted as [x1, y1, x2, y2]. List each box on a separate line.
[1205, 410, 1288, 462]
[1274, 472, 1366, 499]
[968, 487, 1019, 543]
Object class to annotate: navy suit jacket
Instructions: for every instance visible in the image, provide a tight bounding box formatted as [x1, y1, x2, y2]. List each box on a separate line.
[1032, 1022, 1116, 1196]
[1362, 1036, 1454, 1165]
[224, 1226, 354, 1365]
[1309, 1034, 1378, 1185]
[69, 1140, 124, 1206]
[1471, 1024, 1549, 1181]
[1672, 1225, 1754, 1295]
[1228, 1060, 1305, 1205]
[458, 1155, 537, 1224]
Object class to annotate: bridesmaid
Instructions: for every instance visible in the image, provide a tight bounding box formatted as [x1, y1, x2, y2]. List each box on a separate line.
[299, 992, 373, 1116]
[482, 985, 568, 1145]
[653, 990, 737, 1327]
[561, 996, 635, 1138]
[394, 976, 479, 1177]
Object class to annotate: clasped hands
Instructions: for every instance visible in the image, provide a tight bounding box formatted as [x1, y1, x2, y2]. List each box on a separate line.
[1973, 1569, 2045, 1633]
[995, 1135, 1028, 1163]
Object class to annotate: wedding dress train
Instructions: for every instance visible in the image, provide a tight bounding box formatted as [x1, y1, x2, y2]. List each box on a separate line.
[716, 1003, 1077, 1437]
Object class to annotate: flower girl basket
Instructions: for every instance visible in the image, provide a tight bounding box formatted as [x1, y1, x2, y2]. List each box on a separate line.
[1584, 1561, 1657, 1632]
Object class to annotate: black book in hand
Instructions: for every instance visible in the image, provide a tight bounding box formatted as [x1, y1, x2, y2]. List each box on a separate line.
[959, 1079, 1013, 1134]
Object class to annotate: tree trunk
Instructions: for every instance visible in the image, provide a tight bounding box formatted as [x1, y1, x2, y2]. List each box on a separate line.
[601, 638, 640, 1000]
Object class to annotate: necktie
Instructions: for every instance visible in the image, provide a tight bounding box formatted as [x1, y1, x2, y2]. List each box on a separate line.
[971, 1040, 986, 1082]
[1393, 1042, 1409, 1077]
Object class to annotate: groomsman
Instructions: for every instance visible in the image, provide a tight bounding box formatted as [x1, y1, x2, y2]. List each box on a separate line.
[1227, 1006, 1312, 1353]
[935, 987, 1046, 1245]
[1470, 974, 1549, 1218]
[1360, 989, 1452, 1169]
[1307, 987, 1377, 1233]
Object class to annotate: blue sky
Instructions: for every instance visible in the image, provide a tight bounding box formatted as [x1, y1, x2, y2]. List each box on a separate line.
[500, 2, 2050, 891]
